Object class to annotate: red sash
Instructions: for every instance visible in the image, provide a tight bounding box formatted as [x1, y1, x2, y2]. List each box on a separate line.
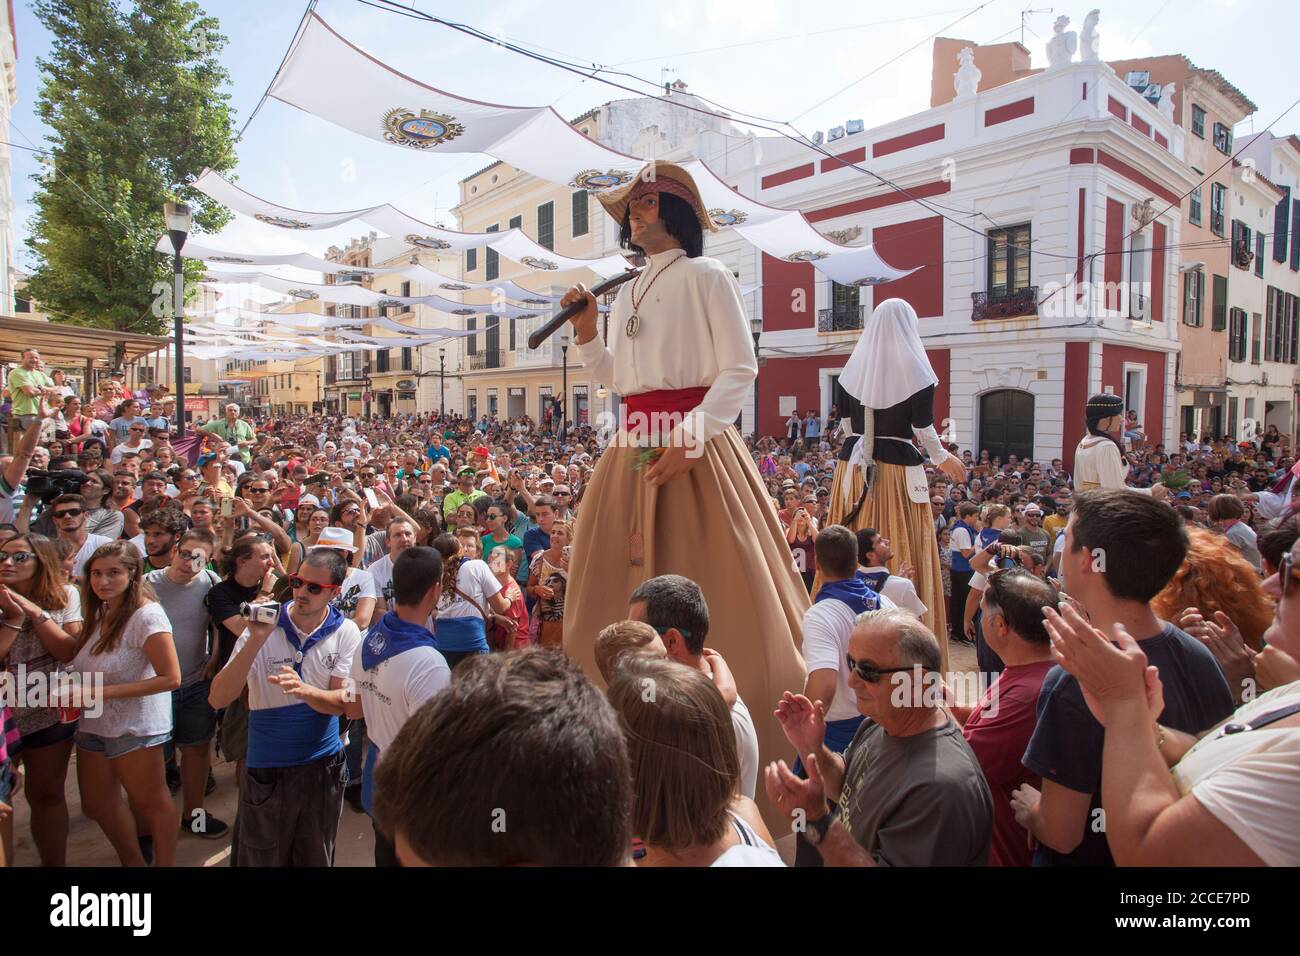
[625, 386, 709, 420]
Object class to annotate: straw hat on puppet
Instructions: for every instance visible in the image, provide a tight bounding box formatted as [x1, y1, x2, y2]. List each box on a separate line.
[596, 161, 717, 233]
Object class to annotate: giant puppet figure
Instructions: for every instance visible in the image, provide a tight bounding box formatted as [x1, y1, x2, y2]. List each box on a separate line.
[559, 162, 808, 785]
[822, 299, 966, 671]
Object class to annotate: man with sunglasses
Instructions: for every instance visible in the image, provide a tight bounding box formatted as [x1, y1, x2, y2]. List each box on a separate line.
[48, 493, 114, 579]
[551, 485, 574, 522]
[209, 548, 362, 867]
[766, 607, 993, 866]
[108, 421, 152, 464]
[442, 467, 484, 524]
[147, 530, 226, 838]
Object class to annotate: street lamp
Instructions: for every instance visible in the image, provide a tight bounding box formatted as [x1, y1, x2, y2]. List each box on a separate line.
[439, 348, 446, 419]
[164, 201, 192, 438]
[560, 333, 570, 442]
[750, 315, 763, 439]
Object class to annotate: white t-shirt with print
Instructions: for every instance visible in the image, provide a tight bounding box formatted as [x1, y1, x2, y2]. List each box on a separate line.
[227, 610, 362, 712]
[367, 553, 396, 607]
[348, 641, 450, 753]
[331, 567, 377, 621]
[71, 601, 174, 739]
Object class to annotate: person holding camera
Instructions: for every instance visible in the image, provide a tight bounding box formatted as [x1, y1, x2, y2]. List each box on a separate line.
[208, 548, 362, 867]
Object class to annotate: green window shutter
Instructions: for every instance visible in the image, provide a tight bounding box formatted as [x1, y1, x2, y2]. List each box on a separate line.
[1211, 273, 1227, 330]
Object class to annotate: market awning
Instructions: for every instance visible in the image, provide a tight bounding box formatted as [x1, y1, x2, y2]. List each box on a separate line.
[0, 315, 170, 368]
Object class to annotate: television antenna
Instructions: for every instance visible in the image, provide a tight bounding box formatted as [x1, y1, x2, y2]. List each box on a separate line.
[1021, 6, 1052, 46]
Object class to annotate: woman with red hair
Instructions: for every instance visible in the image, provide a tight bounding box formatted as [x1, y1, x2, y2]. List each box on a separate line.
[1153, 526, 1274, 704]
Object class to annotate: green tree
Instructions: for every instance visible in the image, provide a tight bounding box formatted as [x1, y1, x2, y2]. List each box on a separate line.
[25, 0, 237, 334]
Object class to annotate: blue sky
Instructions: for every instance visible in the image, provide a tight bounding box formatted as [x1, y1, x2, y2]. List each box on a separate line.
[8, 0, 1297, 272]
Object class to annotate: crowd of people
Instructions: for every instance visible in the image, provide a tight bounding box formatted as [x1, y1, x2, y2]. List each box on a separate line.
[0, 341, 1297, 867]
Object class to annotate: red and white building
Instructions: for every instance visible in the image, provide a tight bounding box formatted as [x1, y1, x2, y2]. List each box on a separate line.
[737, 42, 1198, 468]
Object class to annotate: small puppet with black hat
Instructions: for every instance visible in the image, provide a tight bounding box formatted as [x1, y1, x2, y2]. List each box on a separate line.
[1074, 392, 1168, 498]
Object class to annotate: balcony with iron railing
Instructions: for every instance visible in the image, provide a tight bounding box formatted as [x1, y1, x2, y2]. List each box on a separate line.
[971, 286, 1038, 321]
[467, 347, 507, 371]
[817, 303, 867, 333]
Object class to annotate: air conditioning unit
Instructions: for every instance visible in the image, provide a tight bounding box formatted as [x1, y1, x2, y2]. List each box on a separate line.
[828, 126, 845, 142]
[812, 130, 824, 145]
[845, 119, 864, 135]
[337, 271, 366, 285]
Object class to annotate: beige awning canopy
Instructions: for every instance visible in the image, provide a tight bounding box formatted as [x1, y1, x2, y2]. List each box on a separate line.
[0, 315, 170, 368]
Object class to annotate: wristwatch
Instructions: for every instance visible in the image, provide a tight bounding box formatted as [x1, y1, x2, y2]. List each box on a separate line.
[806, 805, 836, 845]
[31, 611, 50, 627]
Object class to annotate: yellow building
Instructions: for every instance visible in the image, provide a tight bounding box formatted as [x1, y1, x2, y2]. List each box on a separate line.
[321, 232, 462, 418]
[453, 107, 609, 430]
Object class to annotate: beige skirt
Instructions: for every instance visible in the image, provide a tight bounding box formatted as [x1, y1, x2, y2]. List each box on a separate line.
[565, 427, 810, 822]
[815, 459, 948, 675]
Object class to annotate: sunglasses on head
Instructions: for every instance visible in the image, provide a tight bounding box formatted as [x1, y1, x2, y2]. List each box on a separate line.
[845, 653, 919, 683]
[0, 551, 35, 565]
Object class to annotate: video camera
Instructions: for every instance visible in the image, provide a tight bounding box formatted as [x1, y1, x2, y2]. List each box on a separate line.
[24, 468, 90, 504]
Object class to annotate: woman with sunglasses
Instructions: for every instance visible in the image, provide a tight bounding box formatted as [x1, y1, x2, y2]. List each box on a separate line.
[0, 533, 83, 865]
[288, 509, 334, 574]
[329, 497, 370, 569]
[67, 541, 180, 866]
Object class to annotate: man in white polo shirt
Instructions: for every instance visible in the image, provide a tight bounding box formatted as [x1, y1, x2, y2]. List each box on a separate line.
[208, 548, 362, 867]
[345, 546, 450, 866]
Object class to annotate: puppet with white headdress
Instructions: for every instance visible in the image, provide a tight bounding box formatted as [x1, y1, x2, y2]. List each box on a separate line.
[821, 299, 966, 668]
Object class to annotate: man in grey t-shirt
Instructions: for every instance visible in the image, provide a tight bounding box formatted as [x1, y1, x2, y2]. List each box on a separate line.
[145, 531, 228, 840]
[766, 607, 993, 866]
